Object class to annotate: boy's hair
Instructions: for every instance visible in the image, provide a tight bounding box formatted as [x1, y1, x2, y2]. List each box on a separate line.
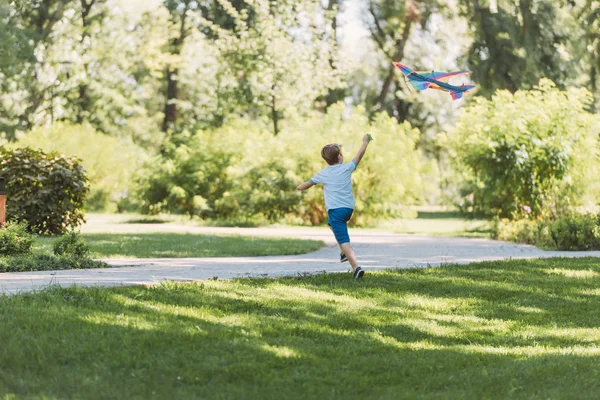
[321, 144, 341, 165]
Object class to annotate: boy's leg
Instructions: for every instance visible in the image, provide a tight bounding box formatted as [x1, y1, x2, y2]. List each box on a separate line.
[329, 216, 348, 262]
[339, 242, 358, 271]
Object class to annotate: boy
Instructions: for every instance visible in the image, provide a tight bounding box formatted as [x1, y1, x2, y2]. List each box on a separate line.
[297, 134, 371, 280]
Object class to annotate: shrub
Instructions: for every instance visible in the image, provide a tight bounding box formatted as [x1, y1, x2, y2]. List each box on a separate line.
[12, 123, 148, 212]
[220, 161, 304, 223]
[0, 220, 34, 256]
[494, 214, 600, 250]
[0, 254, 108, 273]
[0, 147, 89, 234]
[53, 231, 90, 258]
[492, 217, 544, 246]
[138, 144, 236, 217]
[548, 214, 600, 251]
[443, 80, 600, 219]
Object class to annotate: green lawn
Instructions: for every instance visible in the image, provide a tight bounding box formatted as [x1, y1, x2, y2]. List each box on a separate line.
[378, 211, 491, 237]
[2, 257, 600, 399]
[34, 233, 325, 258]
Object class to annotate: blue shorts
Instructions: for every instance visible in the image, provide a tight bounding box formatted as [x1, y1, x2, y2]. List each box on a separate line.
[327, 208, 354, 244]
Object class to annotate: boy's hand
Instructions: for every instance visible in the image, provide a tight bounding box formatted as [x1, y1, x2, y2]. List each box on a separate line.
[363, 134, 373, 144]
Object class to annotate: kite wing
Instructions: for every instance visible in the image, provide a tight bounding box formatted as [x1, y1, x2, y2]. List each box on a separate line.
[417, 70, 471, 83]
[392, 62, 475, 99]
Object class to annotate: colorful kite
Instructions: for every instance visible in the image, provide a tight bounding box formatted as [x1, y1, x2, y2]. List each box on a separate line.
[393, 62, 475, 100]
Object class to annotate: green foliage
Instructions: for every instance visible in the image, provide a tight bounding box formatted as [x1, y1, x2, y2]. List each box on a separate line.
[201, 0, 345, 134]
[139, 143, 237, 217]
[0, 253, 108, 273]
[53, 231, 90, 258]
[460, 0, 579, 97]
[225, 161, 306, 222]
[494, 213, 600, 251]
[13, 123, 148, 211]
[0, 147, 89, 234]
[444, 80, 600, 219]
[0, 220, 35, 256]
[138, 104, 431, 225]
[548, 214, 600, 251]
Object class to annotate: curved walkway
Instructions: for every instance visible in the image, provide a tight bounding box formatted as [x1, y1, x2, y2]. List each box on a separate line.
[3, 226, 600, 295]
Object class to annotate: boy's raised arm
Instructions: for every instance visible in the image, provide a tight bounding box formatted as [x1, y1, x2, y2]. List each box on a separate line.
[353, 134, 371, 166]
[297, 181, 314, 191]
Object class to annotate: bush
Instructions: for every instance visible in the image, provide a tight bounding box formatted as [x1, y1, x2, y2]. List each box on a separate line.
[12, 123, 148, 212]
[138, 144, 236, 217]
[494, 214, 600, 250]
[443, 80, 600, 219]
[0, 220, 35, 256]
[0, 254, 108, 273]
[547, 214, 600, 251]
[0, 147, 89, 234]
[53, 231, 90, 258]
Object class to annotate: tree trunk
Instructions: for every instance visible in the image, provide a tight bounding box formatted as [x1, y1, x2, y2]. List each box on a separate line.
[162, 66, 179, 132]
[162, 9, 188, 132]
[77, 0, 95, 123]
[271, 87, 279, 135]
[372, 10, 415, 113]
[325, 0, 345, 108]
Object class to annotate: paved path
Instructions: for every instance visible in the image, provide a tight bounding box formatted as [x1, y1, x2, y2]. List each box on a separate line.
[3, 227, 600, 295]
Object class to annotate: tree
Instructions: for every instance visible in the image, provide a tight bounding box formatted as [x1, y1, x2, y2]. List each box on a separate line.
[0, 0, 73, 138]
[573, 0, 600, 107]
[161, 0, 194, 132]
[459, 0, 576, 97]
[202, 0, 344, 135]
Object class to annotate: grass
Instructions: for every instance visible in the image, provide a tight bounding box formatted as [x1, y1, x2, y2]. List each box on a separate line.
[378, 211, 492, 238]
[2, 257, 600, 399]
[85, 211, 492, 238]
[34, 233, 325, 259]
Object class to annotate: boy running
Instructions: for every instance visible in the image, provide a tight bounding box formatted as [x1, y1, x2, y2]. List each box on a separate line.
[297, 134, 371, 280]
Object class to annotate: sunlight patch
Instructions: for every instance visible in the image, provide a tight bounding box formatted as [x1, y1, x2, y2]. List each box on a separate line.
[579, 288, 600, 296]
[78, 312, 157, 331]
[513, 306, 545, 314]
[542, 327, 600, 343]
[545, 269, 598, 279]
[261, 344, 300, 359]
[405, 295, 470, 312]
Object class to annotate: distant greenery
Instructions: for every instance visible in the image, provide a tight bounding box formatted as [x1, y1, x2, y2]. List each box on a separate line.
[11, 123, 148, 212]
[3, 257, 600, 399]
[138, 105, 436, 226]
[2, 0, 599, 230]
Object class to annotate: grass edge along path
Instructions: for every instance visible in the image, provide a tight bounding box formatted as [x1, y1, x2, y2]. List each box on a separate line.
[2, 257, 600, 399]
[34, 233, 326, 259]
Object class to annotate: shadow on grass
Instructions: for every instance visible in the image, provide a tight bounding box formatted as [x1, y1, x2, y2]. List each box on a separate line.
[121, 218, 170, 224]
[2, 257, 600, 399]
[416, 211, 467, 219]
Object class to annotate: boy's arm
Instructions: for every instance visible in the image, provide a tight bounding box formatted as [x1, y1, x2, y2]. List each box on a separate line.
[352, 134, 371, 167]
[297, 181, 314, 191]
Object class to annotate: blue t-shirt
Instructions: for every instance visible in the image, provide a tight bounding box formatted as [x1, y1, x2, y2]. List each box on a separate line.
[310, 161, 356, 211]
